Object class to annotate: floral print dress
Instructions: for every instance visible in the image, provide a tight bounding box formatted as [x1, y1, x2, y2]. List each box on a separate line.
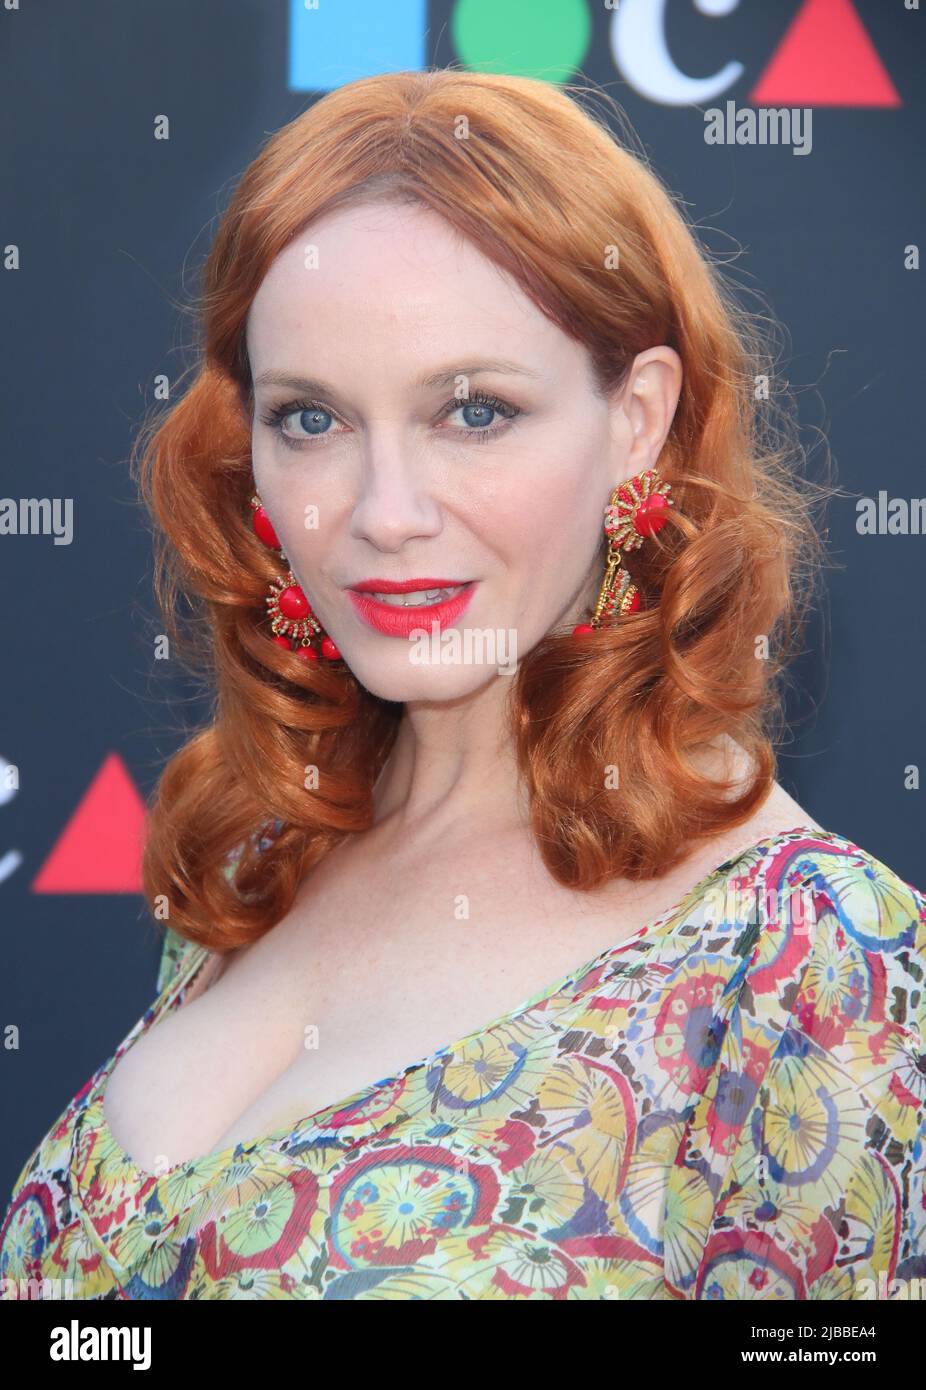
[2, 825, 925, 1300]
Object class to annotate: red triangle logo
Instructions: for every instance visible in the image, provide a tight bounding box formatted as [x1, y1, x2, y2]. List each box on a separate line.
[751, 0, 901, 107]
[33, 752, 148, 893]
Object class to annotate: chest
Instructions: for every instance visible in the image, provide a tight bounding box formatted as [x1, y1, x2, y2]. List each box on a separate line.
[100, 830, 708, 1177]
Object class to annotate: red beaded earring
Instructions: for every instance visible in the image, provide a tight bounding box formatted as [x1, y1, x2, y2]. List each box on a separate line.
[249, 495, 342, 662]
[572, 468, 674, 636]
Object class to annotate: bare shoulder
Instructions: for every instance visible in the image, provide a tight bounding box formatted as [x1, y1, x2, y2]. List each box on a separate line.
[707, 735, 824, 842]
[659, 737, 825, 899]
[729, 780, 826, 844]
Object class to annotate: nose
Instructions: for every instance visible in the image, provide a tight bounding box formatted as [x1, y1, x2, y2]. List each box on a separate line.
[348, 434, 443, 552]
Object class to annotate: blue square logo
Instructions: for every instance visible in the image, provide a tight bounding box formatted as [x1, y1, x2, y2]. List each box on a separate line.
[289, 0, 427, 92]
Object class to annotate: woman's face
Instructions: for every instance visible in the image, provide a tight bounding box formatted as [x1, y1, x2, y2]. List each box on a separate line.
[246, 198, 680, 701]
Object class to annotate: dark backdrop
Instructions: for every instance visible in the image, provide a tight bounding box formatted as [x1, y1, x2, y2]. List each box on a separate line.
[1, 0, 923, 1201]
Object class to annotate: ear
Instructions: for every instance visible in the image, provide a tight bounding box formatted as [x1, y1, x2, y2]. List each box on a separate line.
[614, 347, 683, 475]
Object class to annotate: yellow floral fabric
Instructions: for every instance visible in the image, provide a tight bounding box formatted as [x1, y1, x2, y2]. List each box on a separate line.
[2, 826, 924, 1300]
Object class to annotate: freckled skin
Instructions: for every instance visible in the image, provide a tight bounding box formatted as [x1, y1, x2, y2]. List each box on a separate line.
[246, 197, 682, 708]
[100, 200, 816, 1174]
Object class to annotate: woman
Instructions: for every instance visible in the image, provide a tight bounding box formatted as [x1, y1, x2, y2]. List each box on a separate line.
[2, 69, 924, 1302]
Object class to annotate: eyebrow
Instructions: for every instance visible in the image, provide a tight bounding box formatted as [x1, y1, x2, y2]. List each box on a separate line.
[253, 359, 545, 396]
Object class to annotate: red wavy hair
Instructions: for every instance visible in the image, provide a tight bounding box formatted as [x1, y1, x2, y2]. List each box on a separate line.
[132, 68, 833, 952]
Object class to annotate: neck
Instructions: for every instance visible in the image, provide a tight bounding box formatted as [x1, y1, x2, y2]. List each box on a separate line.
[371, 673, 527, 837]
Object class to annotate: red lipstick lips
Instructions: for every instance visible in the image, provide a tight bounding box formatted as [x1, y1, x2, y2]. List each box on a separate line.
[350, 578, 466, 593]
[347, 578, 477, 638]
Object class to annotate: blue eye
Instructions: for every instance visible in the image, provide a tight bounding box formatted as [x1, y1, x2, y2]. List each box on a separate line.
[294, 406, 333, 434]
[448, 399, 504, 431]
[258, 388, 520, 450]
[263, 405, 336, 440]
[436, 387, 520, 440]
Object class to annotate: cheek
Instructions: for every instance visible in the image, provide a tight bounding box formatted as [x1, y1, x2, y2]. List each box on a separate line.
[487, 473, 604, 579]
[249, 441, 287, 524]
[250, 448, 338, 553]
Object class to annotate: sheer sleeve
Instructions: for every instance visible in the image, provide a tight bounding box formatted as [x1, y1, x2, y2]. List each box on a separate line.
[662, 848, 926, 1299]
[154, 925, 198, 996]
[153, 817, 284, 994]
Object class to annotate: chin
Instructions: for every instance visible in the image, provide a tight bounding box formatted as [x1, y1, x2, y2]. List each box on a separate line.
[346, 650, 506, 703]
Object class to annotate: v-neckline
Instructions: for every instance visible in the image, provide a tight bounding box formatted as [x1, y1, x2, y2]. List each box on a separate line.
[80, 823, 840, 1194]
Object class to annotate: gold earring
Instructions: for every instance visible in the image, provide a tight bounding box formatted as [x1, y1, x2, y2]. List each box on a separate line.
[249, 495, 342, 662]
[573, 468, 674, 635]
